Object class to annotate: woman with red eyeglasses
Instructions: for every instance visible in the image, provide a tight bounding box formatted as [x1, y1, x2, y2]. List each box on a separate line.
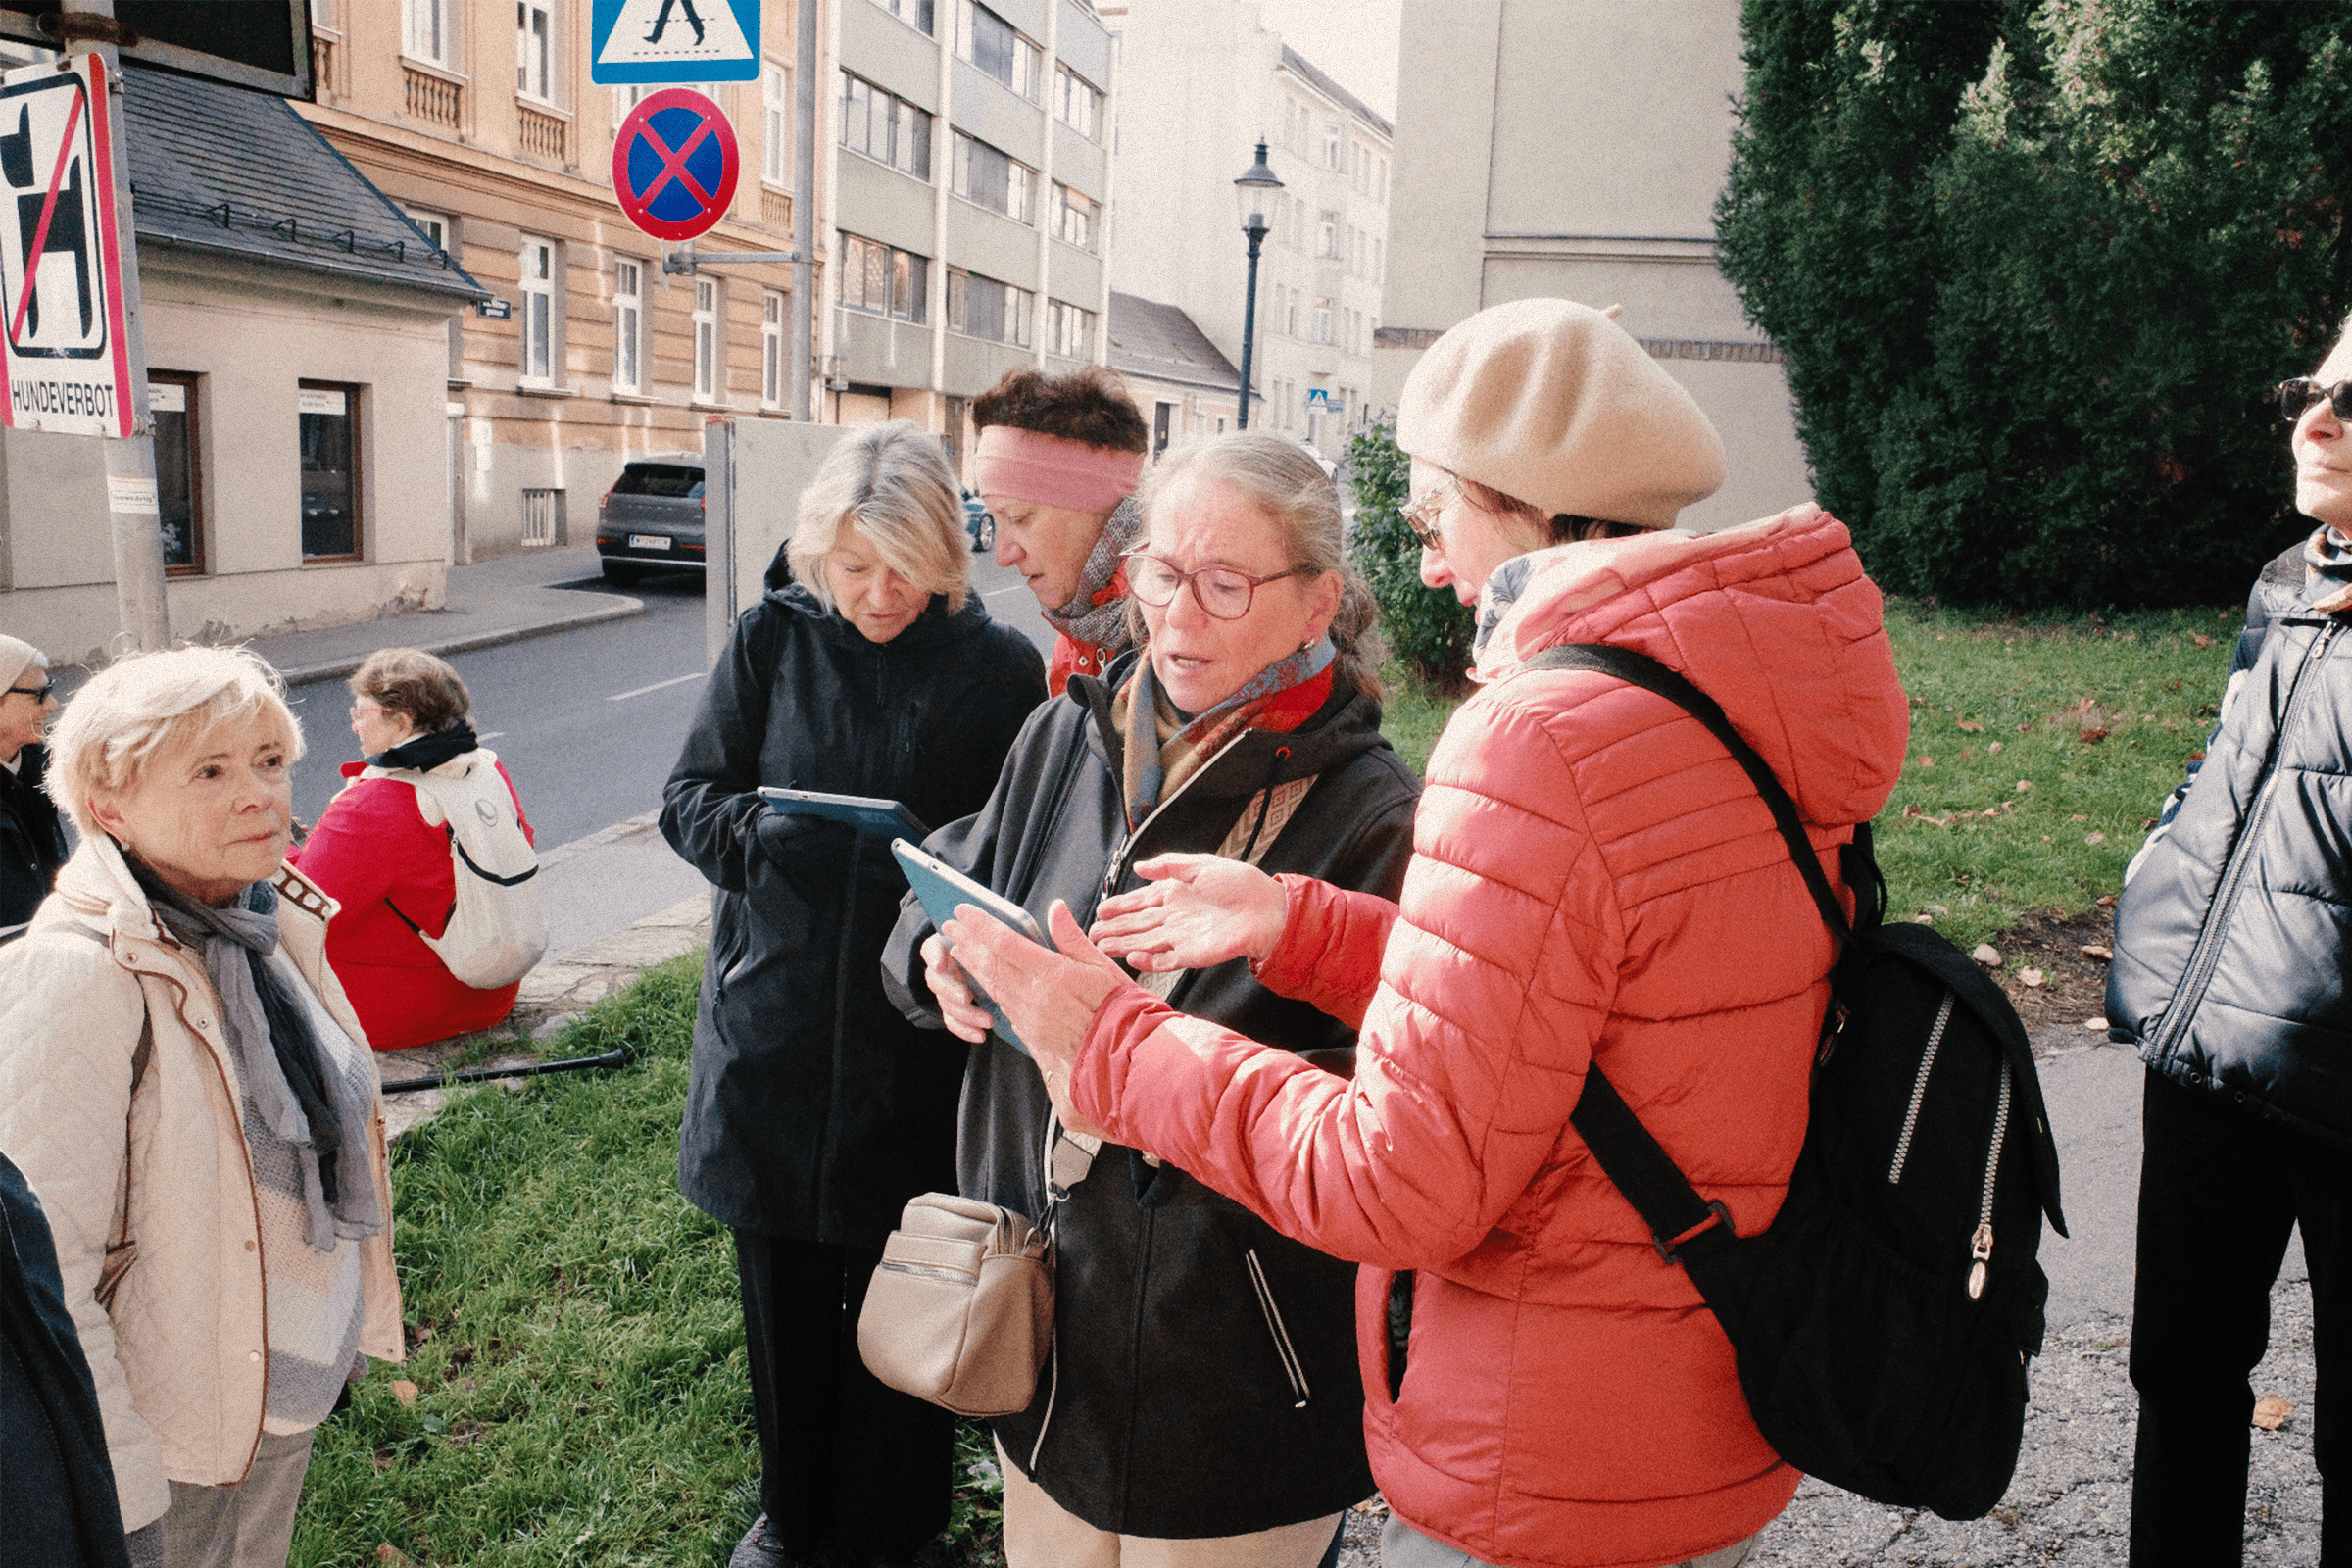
[881, 431, 1419, 1568]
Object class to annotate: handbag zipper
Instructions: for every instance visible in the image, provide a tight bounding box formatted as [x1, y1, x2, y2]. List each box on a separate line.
[1245, 1248, 1312, 1408]
[872, 1259, 977, 1285]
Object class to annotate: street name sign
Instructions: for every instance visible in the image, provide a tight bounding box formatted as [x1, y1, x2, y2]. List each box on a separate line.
[613, 89, 741, 242]
[592, 0, 760, 84]
[0, 56, 131, 438]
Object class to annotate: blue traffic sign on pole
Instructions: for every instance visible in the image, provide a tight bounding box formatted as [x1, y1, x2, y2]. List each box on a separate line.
[612, 89, 743, 242]
[592, 0, 761, 85]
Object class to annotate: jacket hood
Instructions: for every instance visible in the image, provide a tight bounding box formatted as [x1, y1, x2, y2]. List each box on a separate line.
[1474, 503, 1908, 828]
[760, 579, 995, 655]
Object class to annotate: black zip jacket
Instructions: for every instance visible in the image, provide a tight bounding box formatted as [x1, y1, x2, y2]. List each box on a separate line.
[2109, 531, 2352, 1146]
[881, 656, 1420, 1538]
[1, 744, 69, 943]
[662, 582, 1046, 1243]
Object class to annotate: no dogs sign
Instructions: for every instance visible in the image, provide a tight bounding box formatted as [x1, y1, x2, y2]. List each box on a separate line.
[0, 55, 131, 438]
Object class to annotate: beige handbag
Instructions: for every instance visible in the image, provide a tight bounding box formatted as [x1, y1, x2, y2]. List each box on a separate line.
[857, 1191, 1056, 1417]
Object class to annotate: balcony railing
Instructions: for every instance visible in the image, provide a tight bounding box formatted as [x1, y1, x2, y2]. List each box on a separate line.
[761, 188, 792, 232]
[310, 34, 336, 97]
[404, 67, 462, 129]
[519, 105, 567, 163]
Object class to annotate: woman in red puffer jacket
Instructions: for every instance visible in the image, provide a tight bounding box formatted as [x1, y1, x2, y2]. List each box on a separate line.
[925, 298, 1911, 1568]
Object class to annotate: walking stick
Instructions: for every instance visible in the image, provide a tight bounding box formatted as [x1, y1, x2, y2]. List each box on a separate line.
[378, 1045, 632, 1096]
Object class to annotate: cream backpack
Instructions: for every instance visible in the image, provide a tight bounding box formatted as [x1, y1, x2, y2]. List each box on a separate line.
[364, 749, 547, 989]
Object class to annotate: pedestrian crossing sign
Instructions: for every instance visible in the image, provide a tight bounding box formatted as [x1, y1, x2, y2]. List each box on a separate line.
[592, 0, 761, 84]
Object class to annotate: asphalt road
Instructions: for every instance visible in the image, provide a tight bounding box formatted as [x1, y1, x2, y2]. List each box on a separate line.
[287, 551, 1054, 956]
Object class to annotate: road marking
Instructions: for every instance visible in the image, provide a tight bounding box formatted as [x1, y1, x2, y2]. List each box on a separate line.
[474, 731, 505, 742]
[984, 584, 1036, 604]
[609, 672, 706, 702]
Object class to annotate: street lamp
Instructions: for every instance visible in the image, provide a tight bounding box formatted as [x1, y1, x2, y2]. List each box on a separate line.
[1233, 140, 1282, 431]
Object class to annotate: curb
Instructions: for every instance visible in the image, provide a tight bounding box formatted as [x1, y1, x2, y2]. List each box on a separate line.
[277, 596, 645, 687]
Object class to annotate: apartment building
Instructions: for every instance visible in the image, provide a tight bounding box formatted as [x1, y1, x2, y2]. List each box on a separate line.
[823, 0, 1114, 464]
[1373, 0, 1810, 530]
[1102, 2, 1390, 461]
[299, 0, 807, 560]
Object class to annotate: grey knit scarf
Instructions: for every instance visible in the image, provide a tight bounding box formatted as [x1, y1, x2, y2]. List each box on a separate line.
[131, 861, 384, 1252]
[1040, 495, 1147, 657]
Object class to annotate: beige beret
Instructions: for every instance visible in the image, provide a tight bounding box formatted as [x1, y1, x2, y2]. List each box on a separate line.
[1397, 297, 1725, 529]
[0, 633, 40, 694]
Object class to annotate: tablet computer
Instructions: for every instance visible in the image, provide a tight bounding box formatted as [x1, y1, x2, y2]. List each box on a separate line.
[892, 838, 1047, 1055]
[758, 787, 928, 839]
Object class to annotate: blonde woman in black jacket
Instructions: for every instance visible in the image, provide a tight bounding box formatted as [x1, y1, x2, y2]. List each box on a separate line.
[661, 421, 1046, 1568]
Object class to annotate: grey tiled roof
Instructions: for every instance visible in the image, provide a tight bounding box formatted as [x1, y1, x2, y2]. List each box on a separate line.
[122, 65, 486, 301]
[1107, 291, 1243, 396]
[1278, 45, 1392, 139]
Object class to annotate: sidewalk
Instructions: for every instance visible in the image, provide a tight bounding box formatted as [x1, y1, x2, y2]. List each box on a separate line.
[246, 544, 641, 687]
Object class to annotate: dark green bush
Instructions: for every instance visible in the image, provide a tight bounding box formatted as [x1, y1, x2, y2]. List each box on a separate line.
[1718, 0, 2352, 609]
[1348, 422, 1472, 692]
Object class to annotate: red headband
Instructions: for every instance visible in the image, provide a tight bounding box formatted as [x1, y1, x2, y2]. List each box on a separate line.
[972, 425, 1144, 514]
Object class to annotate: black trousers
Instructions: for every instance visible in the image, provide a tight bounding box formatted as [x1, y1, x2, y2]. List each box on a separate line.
[734, 1230, 954, 1562]
[2131, 1068, 2352, 1566]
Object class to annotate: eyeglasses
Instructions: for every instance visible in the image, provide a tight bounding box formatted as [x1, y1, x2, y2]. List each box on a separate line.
[2278, 378, 2352, 424]
[1123, 551, 1316, 621]
[7, 678, 54, 704]
[350, 701, 384, 718]
[1400, 478, 1459, 551]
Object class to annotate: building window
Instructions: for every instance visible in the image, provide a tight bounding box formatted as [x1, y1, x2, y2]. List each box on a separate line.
[1054, 183, 1096, 252]
[613, 257, 644, 395]
[946, 267, 1030, 347]
[151, 372, 202, 575]
[1054, 64, 1101, 139]
[839, 72, 931, 179]
[694, 277, 720, 401]
[1325, 122, 1342, 171]
[403, 206, 453, 257]
[1045, 299, 1092, 360]
[761, 289, 784, 407]
[1318, 211, 1339, 260]
[841, 234, 929, 323]
[867, 0, 935, 32]
[520, 487, 563, 547]
[1312, 297, 1332, 345]
[762, 62, 790, 184]
[952, 132, 1032, 223]
[516, 0, 554, 103]
[299, 382, 361, 562]
[519, 235, 556, 382]
[954, 1, 1041, 101]
[405, 0, 455, 67]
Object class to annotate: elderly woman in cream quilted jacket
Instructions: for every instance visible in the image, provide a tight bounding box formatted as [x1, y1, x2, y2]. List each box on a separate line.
[0, 646, 402, 1568]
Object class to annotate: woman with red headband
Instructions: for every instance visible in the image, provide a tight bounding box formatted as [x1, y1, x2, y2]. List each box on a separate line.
[884, 432, 1420, 1566]
[969, 367, 1151, 692]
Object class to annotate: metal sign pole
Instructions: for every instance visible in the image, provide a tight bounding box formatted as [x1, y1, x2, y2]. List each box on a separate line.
[791, 0, 814, 422]
[61, 0, 166, 652]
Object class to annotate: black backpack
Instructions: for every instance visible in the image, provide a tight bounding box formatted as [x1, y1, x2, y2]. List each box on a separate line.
[1524, 644, 2069, 1522]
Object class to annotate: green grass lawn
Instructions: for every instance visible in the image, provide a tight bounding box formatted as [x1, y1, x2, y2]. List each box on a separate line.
[303, 602, 2238, 1563]
[1377, 599, 2243, 952]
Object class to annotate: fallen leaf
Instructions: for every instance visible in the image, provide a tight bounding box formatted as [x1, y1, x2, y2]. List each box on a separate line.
[2082, 945, 2113, 960]
[2017, 722, 2033, 733]
[1913, 913, 1936, 924]
[2193, 633, 2216, 649]
[2080, 727, 2111, 745]
[1925, 904, 1950, 915]
[2085, 831, 2107, 845]
[2097, 894, 2118, 907]
[1973, 944, 2002, 967]
[2043, 835, 2053, 842]
[2254, 1395, 2292, 1431]
[2016, 779, 2034, 793]
[1903, 804, 1925, 818]
[1957, 720, 1984, 732]
[1918, 755, 1936, 768]
[2071, 814, 2088, 821]
[391, 1380, 418, 1407]
[2085, 1016, 2110, 1031]
[2019, 968, 2046, 987]
[1962, 748, 1976, 761]
[1989, 741, 2004, 753]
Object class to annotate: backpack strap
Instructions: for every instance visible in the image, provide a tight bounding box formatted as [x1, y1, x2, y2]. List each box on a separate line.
[1517, 643, 1850, 1266]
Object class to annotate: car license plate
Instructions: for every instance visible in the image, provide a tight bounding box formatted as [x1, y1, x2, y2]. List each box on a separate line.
[628, 534, 671, 550]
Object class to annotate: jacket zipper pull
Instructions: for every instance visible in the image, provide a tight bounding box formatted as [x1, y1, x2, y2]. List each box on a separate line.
[1968, 1224, 1993, 1300]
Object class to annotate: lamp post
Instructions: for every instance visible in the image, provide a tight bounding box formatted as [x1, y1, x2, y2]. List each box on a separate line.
[1233, 140, 1282, 431]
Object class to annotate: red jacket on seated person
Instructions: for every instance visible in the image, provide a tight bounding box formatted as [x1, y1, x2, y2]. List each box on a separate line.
[291, 750, 534, 1051]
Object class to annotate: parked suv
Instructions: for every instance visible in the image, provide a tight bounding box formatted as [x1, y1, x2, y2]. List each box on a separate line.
[596, 457, 705, 585]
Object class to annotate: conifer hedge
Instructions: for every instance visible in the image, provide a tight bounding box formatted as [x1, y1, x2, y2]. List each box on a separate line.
[1717, 0, 2352, 608]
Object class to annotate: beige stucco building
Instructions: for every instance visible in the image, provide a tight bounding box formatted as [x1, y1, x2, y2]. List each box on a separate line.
[1102, 2, 1389, 462]
[1374, 0, 1810, 530]
[0, 61, 486, 665]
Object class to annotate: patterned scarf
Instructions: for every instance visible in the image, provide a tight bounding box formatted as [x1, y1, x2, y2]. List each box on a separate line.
[1040, 496, 1146, 659]
[2305, 524, 2352, 613]
[128, 859, 383, 1251]
[1114, 637, 1336, 828]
